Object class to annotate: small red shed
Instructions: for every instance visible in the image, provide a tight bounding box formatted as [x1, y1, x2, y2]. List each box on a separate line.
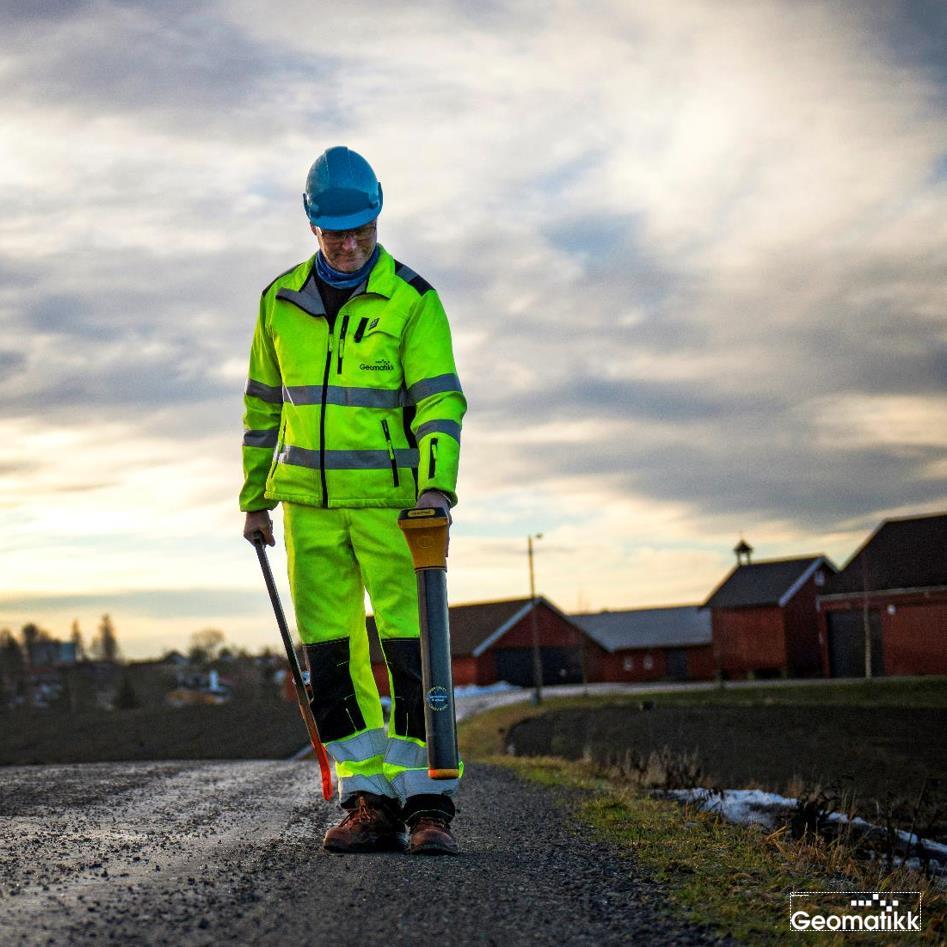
[703, 555, 835, 679]
[817, 512, 947, 677]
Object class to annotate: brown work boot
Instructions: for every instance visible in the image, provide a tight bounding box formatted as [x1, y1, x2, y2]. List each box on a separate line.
[323, 793, 407, 853]
[407, 813, 459, 855]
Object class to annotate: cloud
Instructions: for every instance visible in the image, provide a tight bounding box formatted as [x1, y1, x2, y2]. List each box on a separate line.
[2, 1, 338, 130]
[0, 587, 263, 620]
[1, 0, 945, 654]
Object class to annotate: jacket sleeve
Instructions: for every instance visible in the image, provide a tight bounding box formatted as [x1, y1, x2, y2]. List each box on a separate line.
[239, 295, 283, 512]
[401, 289, 466, 507]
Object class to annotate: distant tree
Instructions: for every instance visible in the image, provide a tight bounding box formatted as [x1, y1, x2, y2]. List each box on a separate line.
[188, 628, 226, 666]
[70, 620, 86, 661]
[20, 622, 55, 669]
[0, 629, 27, 707]
[113, 673, 140, 710]
[90, 614, 120, 663]
[20, 623, 43, 666]
[1, 629, 25, 672]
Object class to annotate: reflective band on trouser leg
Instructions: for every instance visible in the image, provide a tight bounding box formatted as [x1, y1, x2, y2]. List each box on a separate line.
[348, 507, 464, 804]
[335, 766, 395, 801]
[324, 726, 390, 803]
[283, 502, 394, 802]
[387, 764, 462, 801]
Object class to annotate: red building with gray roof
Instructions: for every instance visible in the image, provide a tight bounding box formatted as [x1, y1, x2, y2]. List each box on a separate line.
[703, 550, 835, 679]
[817, 512, 947, 677]
[572, 606, 714, 682]
[368, 596, 603, 691]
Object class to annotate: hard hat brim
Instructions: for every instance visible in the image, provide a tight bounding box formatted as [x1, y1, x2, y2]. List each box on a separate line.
[304, 183, 383, 230]
[307, 205, 381, 230]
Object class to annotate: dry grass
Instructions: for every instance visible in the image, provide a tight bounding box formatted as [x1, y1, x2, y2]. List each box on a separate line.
[461, 694, 947, 945]
[495, 754, 946, 945]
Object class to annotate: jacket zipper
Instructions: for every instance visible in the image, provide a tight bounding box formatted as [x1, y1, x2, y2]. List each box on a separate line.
[319, 332, 333, 506]
[381, 419, 400, 487]
[428, 437, 438, 479]
[353, 317, 369, 343]
[336, 314, 349, 374]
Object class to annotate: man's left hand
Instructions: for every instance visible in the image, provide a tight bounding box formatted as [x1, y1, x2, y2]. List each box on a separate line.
[415, 489, 452, 524]
[415, 490, 452, 556]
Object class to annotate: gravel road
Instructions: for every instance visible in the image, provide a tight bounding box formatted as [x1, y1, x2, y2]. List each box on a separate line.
[0, 760, 734, 946]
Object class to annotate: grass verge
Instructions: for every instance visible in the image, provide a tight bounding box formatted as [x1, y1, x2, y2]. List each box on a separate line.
[460, 697, 947, 945]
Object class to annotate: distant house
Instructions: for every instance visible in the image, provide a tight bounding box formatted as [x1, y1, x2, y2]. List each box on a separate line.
[166, 669, 233, 707]
[369, 596, 603, 691]
[27, 640, 77, 668]
[817, 512, 947, 677]
[573, 606, 714, 682]
[160, 650, 190, 667]
[703, 555, 835, 679]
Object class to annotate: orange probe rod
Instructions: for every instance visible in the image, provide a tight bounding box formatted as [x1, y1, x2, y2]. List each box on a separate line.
[253, 537, 333, 800]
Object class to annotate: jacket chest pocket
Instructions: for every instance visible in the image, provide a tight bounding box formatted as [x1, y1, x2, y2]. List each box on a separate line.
[344, 312, 406, 384]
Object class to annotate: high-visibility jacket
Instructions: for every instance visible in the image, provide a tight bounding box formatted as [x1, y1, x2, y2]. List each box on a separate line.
[240, 246, 465, 512]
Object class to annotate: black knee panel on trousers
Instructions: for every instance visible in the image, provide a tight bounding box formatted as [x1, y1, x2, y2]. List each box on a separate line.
[304, 639, 367, 743]
[380, 637, 427, 741]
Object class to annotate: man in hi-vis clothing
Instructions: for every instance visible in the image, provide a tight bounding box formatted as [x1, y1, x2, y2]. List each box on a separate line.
[240, 146, 465, 855]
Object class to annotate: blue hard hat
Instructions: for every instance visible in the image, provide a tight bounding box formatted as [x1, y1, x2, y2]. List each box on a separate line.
[303, 146, 383, 229]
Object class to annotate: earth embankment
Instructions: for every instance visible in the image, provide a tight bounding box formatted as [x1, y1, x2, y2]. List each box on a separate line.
[0, 700, 302, 765]
[506, 703, 947, 819]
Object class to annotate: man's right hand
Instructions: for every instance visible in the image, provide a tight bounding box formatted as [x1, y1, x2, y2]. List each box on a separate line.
[244, 510, 275, 546]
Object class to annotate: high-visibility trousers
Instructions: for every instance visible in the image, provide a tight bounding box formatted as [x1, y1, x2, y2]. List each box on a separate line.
[283, 502, 461, 804]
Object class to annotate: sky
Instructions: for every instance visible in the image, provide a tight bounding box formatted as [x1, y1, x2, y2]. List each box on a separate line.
[1, 0, 945, 659]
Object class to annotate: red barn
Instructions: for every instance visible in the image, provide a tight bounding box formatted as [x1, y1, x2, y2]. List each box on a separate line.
[817, 512, 947, 677]
[703, 556, 835, 679]
[368, 596, 605, 692]
[572, 606, 714, 682]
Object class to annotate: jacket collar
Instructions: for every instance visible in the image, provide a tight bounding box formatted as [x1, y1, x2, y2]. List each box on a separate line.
[364, 245, 396, 299]
[285, 245, 396, 311]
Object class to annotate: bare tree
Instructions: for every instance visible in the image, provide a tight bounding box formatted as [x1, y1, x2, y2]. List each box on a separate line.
[20, 623, 45, 667]
[0, 629, 27, 707]
[91, 614, 120, 663]
[70, 620, 86, 662]
[188, 628, 226, 666]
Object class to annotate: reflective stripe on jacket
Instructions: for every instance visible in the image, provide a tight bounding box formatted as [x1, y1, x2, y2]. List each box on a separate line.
[239, 246, 466, 512]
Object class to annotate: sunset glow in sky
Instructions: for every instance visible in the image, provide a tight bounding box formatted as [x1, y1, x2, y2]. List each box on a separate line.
[2, 1, 945, 657]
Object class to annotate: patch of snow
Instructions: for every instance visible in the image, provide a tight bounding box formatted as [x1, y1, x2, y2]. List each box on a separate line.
[453, 681, 519, 697]
[667, 788, 796, 827]
[666, 787, 947, 878]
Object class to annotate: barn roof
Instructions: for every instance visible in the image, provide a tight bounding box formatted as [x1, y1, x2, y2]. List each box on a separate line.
[703, 556, 830, 609]
[821, 511, 947, 596]
[368, 596, 588, 659]
[572, 606, 711, 652]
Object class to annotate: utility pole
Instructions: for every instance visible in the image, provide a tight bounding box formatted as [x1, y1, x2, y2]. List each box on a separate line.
[528, 533, 543, 704]
[862, 550, 872, 680]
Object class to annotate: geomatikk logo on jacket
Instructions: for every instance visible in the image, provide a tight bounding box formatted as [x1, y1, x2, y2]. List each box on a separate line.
[359, 358, 394, 372]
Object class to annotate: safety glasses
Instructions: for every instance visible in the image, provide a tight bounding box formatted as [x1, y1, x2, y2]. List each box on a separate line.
[318, 221, 377, 246]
